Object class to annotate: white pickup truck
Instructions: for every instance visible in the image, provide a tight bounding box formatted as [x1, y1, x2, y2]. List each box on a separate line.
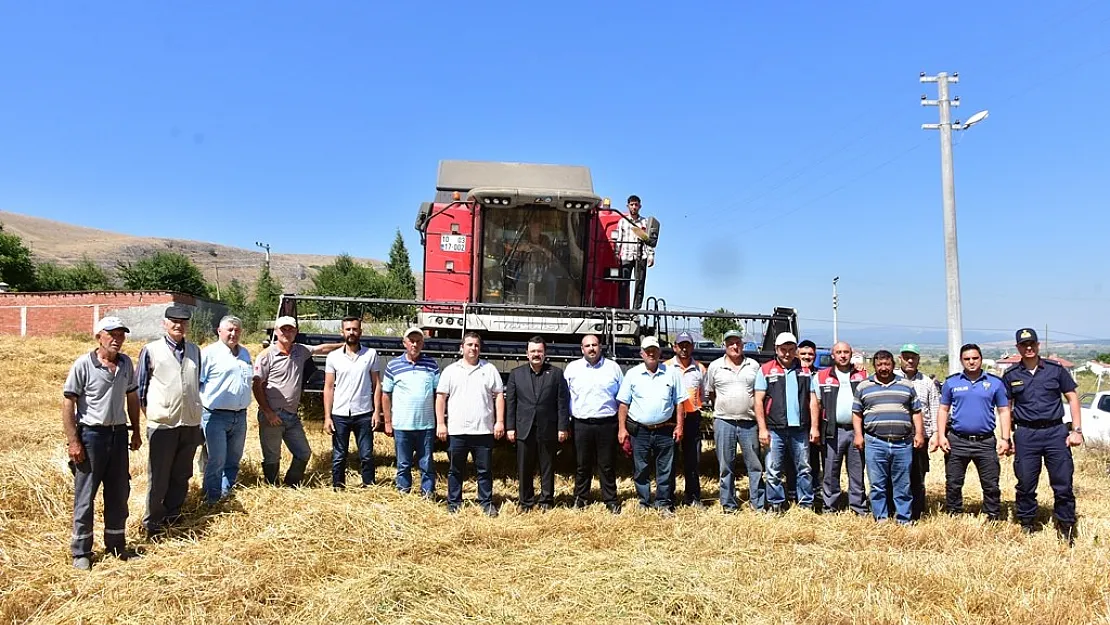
[1063, 391, 1110, 443]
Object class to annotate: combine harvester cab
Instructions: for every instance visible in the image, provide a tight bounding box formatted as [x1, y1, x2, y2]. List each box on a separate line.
[276, 160, 798, 388]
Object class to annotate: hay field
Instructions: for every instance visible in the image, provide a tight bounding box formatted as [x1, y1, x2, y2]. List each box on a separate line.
[2, 336, 1110, 625]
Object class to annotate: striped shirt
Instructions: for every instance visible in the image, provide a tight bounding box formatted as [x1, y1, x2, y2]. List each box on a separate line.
[897, 370, 940, 437]
[382, 354, 440, 431]
[853, 376, 921, 438]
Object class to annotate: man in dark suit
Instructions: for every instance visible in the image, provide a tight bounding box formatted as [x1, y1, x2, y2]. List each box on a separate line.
[506, 336, 571, 511]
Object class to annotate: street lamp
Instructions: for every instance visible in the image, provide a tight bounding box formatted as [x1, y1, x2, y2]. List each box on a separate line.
[832, 276, 840, 344]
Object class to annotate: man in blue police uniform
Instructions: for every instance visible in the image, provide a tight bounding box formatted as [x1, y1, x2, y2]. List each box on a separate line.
[936, 343, 1011, 521]
[1002, 328, 1084, 543]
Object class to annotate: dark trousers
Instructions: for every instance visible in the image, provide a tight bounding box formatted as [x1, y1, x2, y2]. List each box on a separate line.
[1014, 423, 1076, 525]
[910, 445, 931, 520]
[573, 417, 619, 505]
[673, 412, 702, 504]
[331, 412, 375, 488]
[145, 425, 203, 533]
[447, 434, 494, 509]
[822, 426, 868, 515]
[71, 426, 130, 558]
[517, 434, 557, 508]
[944, 433, 1000, 518]
[630, 422, 676, 510]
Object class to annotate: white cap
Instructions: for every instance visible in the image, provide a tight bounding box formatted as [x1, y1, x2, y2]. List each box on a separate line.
[640, 335, 661, 350]
[274, 316, 298, 329]
[774, 332, 798, 346]
[94, 316, 129, 336]
[404, 326, 425, 338]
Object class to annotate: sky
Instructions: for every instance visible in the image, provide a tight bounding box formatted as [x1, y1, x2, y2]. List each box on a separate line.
[1, 2, 1108, 343]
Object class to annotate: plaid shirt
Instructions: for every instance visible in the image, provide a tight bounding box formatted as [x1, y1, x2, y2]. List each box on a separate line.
[898, 370, 940, 437]
[613, 215, 655, 264]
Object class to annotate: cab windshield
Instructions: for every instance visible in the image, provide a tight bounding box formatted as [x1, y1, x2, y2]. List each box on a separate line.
[480, 204, 586, 306]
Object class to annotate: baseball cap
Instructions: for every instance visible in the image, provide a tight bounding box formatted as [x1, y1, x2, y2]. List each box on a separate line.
[723, 329, 744, 342]
[675, 331, 693, 345]
[900, 343, 920, 355]
[164, 306, 192, 321]
[94, 316, 129, 336]
[275, 316, 298, 329]
[403, 326, 425, 338]
[1015, 328, 1038, 343]
[640, 336, 660, 350]
[774, 332, 798, 347]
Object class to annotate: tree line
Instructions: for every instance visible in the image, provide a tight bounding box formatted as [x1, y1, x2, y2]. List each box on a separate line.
[1, 223, 418, 334]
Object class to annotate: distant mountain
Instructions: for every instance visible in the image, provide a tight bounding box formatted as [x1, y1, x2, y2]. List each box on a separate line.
[0, 210, 393, 296]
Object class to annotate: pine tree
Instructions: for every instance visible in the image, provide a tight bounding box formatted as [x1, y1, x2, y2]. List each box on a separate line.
[386, 230, 418, 299]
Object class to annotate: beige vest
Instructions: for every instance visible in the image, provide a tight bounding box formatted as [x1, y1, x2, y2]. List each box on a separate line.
[145, 339, 202, 428]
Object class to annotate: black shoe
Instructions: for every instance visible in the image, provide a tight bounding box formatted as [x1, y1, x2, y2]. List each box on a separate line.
[447, 505, 460, 515]
[986, 515, 1001, 522]
[538, 503, 553, 512]
[722, 507, 739, 515]
[519, 505, 534, 513]
[686, 500, 706, 510]
[769, 504, 784, 515]
[606, 503, 622, 515]
[482, 504, 500, 518]
[1058, 523, 1077, 546]
[1020, 522, 1037, 535]
[573, 498, 589, 509]
[107, 546, 137, 561]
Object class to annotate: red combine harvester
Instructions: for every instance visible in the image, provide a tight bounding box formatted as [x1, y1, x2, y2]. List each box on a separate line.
[276, 160, 799, 386]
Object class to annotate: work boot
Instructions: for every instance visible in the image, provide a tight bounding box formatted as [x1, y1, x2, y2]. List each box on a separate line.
[262, 462, 280, 486]
[284, 457, 308, 488]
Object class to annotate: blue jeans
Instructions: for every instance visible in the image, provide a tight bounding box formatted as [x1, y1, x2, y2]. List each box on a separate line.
[765, 427, 813, 508]
[331, 413, 375, 488]
[201, 408, 248, 504]
[447, 434, 494, 509]
[395, 428, 436, 495]
[864, 434, 913, 523]
[630, 422, 676, 510]
[715, 419, 766, 511]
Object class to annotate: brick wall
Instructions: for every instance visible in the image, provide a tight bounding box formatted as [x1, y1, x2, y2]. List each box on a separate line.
[0, 291, 212, 338]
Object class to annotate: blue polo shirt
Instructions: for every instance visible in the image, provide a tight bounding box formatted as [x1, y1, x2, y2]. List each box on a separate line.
[382, 354, 440, 431]
[617, 362, 682, 426]
[941, 371, 1008, 435]
[1002, 358, 1077, 424]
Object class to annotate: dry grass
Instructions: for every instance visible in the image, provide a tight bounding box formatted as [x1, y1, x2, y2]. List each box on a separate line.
[3, 336, 1110, 624]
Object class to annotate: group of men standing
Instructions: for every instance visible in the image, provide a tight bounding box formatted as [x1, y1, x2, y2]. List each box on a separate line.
[63, 312, 1085, 569]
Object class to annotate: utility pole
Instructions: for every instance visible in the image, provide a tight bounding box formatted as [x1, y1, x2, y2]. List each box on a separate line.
[255, 241, 272, 270]
[832, 276, 840, 344]
[209, 249, 221, 300]
[921, 71, 988, 375]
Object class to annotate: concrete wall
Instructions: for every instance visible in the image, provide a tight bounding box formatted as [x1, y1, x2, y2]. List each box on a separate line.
[0, 291, 228, 340]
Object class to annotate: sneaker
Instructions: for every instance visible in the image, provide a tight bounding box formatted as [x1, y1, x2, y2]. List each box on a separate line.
[73, 556, 92, 571]
[660, 508, 676, 519]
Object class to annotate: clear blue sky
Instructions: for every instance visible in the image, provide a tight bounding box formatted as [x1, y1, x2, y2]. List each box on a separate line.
[2, 2, 1107, 342]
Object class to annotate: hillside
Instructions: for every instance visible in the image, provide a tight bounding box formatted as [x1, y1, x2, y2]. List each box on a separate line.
[0, 210, 389, 297]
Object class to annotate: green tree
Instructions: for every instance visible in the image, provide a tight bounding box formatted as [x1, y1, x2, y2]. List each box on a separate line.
[250, 265, 283, 329]
[0, 224, 37, 291]
[1097, 353, 1110, 364]
[386, 230, 418, 299]
[310, 253, 409, 319]
[700, 308, 743, 345]
[222, 278, 249, 315]
[117, 251, 209, 297]
[34, 259, 115, 291]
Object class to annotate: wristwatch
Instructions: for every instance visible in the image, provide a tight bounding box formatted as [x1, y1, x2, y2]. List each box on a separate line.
[1002, 438, 1012, 444]
[1074, 428, 1083, 435]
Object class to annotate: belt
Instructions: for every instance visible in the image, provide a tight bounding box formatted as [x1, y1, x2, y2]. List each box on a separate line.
[866, 432, 911, 443]
[949, 429, 994, 442]
[836, 423, 855, 430]
[630, 419, 676, 430]
[80, 423, 130, 432]
[574, 415, 617, 422]
[1014, 419, 1063, 430]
